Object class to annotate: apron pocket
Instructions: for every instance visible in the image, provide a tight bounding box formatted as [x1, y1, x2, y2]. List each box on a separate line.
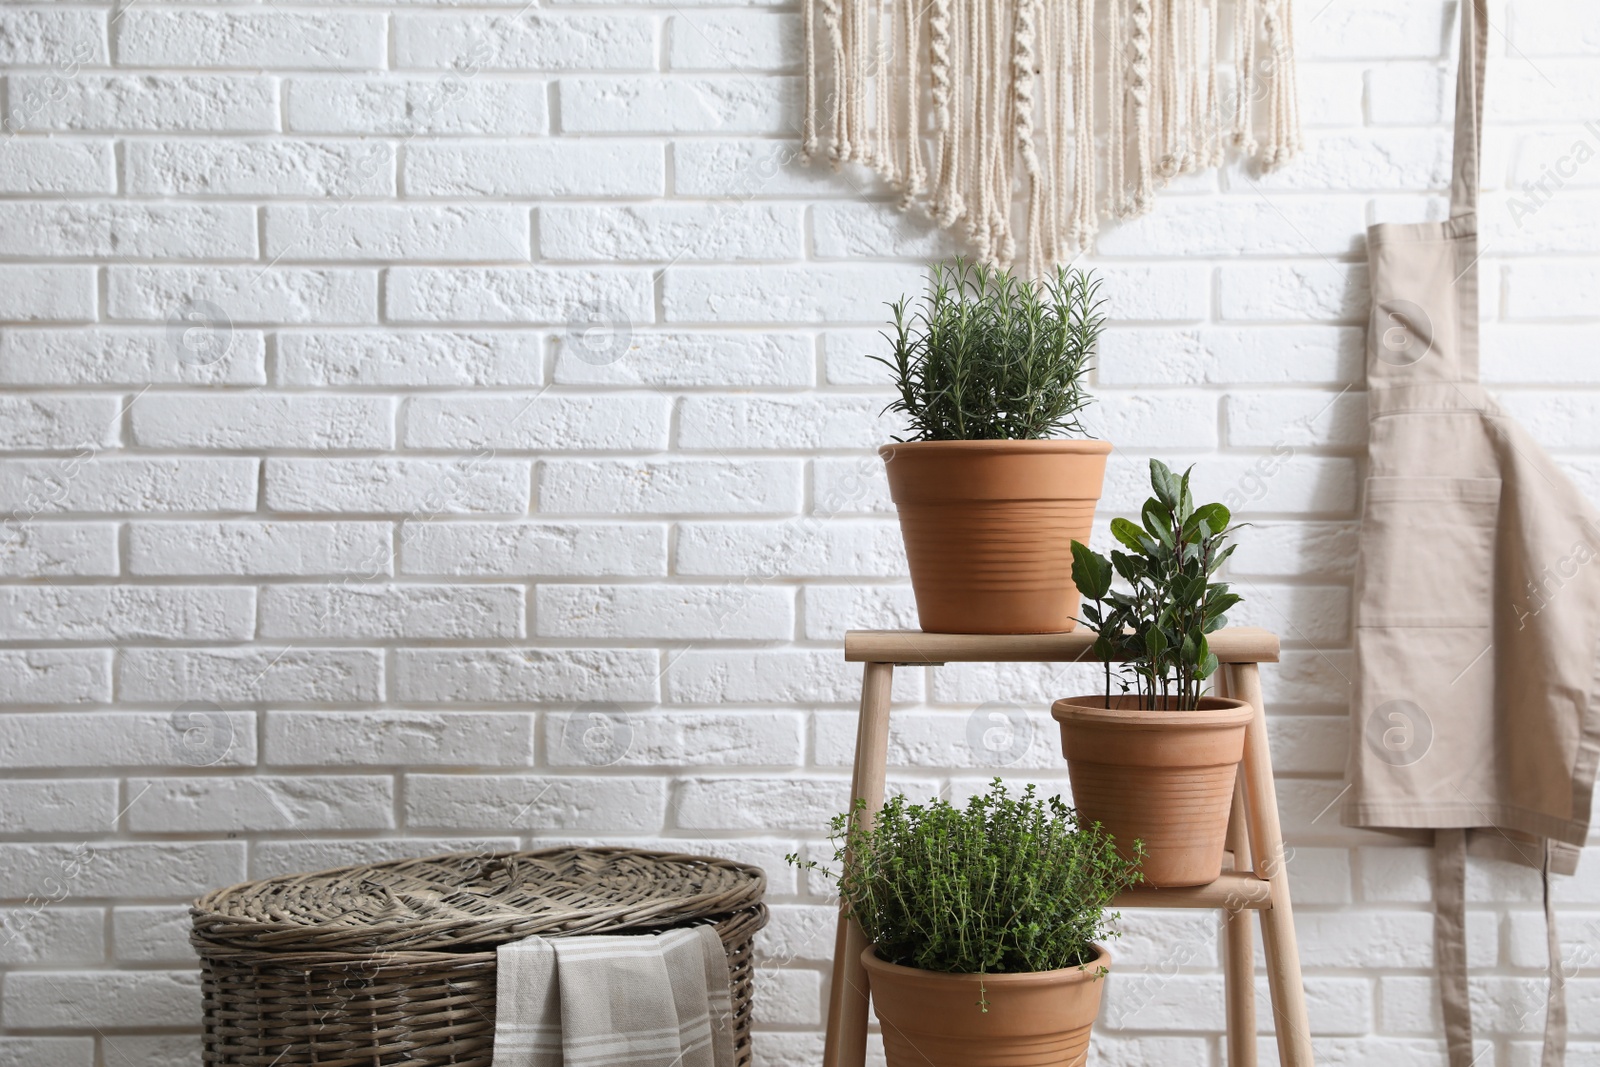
[1358, 476, 1501, 628]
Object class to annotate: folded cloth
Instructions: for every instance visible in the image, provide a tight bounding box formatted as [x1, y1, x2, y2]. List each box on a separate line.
[492, 926, 734, 1067]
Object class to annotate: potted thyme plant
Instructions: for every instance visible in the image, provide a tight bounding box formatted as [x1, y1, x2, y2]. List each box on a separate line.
[1051, 459, 1253, 887]
[792, 779, 1139, 1066]
[874, 260, 1109, 633]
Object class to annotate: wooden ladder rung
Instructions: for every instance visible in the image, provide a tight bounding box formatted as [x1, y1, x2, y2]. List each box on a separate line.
[1113, 872, 1274, 911]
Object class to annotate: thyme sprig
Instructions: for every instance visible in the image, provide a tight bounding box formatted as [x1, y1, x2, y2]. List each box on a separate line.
[790, 779, 1140, 984]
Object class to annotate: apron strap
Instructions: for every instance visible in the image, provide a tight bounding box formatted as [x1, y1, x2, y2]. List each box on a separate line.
[1541, 840, 1569, 1067]
[1437, 831, 1570, 1066]
[1449, 0, 1488, 217]
[1434, 828, 1474, 1067]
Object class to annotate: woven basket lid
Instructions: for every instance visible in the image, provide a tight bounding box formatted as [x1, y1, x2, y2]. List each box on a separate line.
[191, 846, 767, 953]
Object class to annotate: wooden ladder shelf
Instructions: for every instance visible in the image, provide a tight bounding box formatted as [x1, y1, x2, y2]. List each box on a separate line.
[822, 626, 1313, 1067]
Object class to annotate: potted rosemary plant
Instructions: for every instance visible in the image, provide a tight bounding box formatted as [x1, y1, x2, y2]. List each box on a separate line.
[874, 260, 1109, 633]
[793, 780, 1139, 1066]
[1051, 459, 1253, 887]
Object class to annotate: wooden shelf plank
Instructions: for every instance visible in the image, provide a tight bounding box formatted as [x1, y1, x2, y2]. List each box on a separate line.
[1113, 872, 1275, 911]
[844, 627, 1280, 665]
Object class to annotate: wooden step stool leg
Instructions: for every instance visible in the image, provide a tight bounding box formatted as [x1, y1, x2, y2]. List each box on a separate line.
[1225, 776, 1258, 1067]
[1229, 662, 1315, 1067]
[822, 660, 894, 1067]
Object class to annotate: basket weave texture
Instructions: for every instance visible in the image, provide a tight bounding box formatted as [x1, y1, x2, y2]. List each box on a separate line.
[190, 847, 769, 1067]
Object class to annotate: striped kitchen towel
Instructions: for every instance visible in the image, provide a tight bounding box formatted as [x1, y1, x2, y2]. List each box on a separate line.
[492, 926, 734, 1067]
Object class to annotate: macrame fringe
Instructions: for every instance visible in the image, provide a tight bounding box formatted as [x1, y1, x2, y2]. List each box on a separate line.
[802, 0, 1300, 270]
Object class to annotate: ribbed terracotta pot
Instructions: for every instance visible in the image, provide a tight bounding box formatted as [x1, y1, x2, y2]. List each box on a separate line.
[880, 439, 1113, 634]
[863, 944, 1109, 1067]
[1051, 695, 1252, 887]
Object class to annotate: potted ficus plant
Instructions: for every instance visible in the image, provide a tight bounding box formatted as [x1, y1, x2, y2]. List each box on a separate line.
[1051, 459, 1253, 888]
[791, 779, 1140, 1067]
[874, 260, 1110, 633]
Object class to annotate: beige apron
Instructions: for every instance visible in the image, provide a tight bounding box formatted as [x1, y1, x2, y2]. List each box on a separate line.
[1343, 3, 1600, 1063]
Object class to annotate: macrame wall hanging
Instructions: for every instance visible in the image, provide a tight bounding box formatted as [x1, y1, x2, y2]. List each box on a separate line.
[800, 0, 1301, 273]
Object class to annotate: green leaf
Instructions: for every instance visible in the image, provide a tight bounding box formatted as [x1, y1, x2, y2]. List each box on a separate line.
[1110, 517, 1152, 554]
[1204, 592, 1242, 620]
[1173, 574, 1205, 605]
[1109, 548, 1145, 580]
[1149, 459, 1179, 509]
[1180, 633, 1199, 666]
[1070, 540, 1114, 600]
[1192, 502, 1230, 538]
[1207, 543, 1237, 575]
[1141, 499, 1175, 548]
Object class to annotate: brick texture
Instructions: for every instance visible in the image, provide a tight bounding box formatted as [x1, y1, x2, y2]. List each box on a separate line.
[0, 2, 1596, 1063]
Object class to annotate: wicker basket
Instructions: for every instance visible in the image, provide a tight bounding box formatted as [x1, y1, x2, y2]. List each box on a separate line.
[190, 847, 769, 1067]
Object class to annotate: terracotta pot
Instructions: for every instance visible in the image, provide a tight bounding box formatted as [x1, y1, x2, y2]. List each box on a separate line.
[1051, 695, 1253, 887]
[880, 439, 1113, 634]
[862, 944, 1109, 1067]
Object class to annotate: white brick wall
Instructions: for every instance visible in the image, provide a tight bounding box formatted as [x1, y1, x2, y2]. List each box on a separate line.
[1, 1, 1598, 1064]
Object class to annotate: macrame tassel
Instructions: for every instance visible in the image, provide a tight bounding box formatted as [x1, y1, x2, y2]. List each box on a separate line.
[874, 0, 893, 172]
[1283, 0, 1302, 157]
[954, 0, 973, 225]
[929, 0, 964, 225]
[1106, 0, 1126, 217]
[802, 0, 819, 159]
[1185, 0, 1204, 172]
[1185, 0, 1203, 171]
[1203, 0, 1222, 166]
[803, 0, 1299, 268]
[1047, 0, 1070, 260]
[1014, 0, 1044, 275]
[850, 0, 871, 165]
[819, 0, 848, 165]
[899, 0, 927, 205]
[1069, 0, 1097, 251]
[1260, 0, 1300, 168]
[1232, 0, 1258, 154]
[1156, 0, 1182, 179]
[965, 0, 987, 257]
[1127, 0, 1155, 215]
[991, 0, 1016, 267]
